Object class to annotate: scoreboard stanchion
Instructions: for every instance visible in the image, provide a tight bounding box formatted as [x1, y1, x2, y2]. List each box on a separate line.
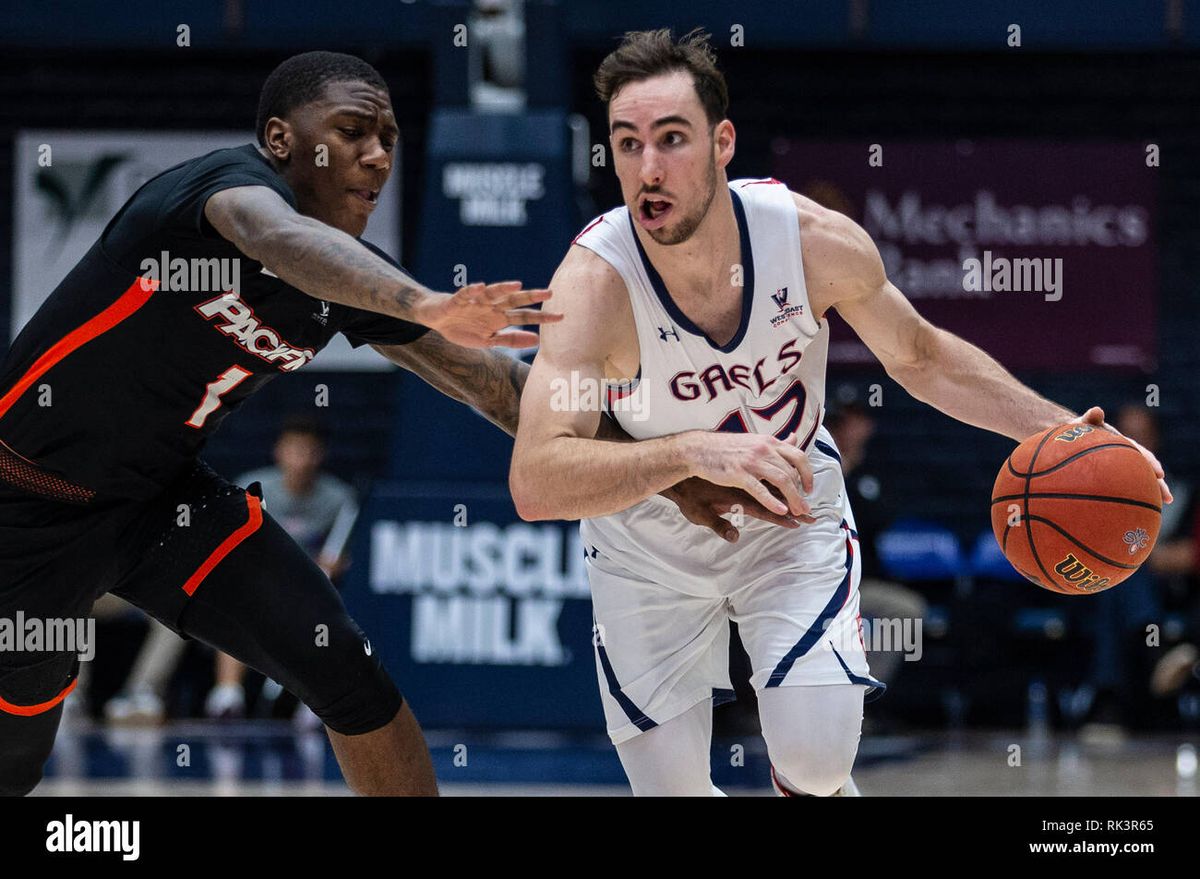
[413, 108, 578, 293]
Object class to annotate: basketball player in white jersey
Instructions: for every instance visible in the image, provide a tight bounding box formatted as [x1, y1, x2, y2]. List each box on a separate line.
[509, 29, 1171, 797]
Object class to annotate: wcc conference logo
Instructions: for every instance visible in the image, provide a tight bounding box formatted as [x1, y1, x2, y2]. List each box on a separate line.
[769, 286, 806, 328]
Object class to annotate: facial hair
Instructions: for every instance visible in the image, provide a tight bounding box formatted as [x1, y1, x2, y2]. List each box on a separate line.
[646, 154, 719, 246]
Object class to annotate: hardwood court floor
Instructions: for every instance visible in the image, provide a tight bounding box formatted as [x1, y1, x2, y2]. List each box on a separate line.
[30, 717, 1199, 796]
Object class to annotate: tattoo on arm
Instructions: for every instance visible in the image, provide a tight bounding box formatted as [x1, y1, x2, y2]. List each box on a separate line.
[210, 188, 435, 321]
[376, 333, 529, 437]
[256, 216, 431, 321]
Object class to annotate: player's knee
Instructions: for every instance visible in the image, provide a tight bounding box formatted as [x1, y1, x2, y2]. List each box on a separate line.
[0, 705, 62, 797]
[762, 718, 860, 796]
[758, 685, 864, 795]
[305, 667, 404, 736]
[0, 711, 58, 795]
[771, 751, 854, 797]
[288, 630, 404, 736]
[0, 763, 44, 797]
[617, 740, 714, 797]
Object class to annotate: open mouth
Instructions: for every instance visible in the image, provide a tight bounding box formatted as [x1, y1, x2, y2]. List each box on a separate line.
[350, 189, 379, 207]
[638, 196, 673, 226]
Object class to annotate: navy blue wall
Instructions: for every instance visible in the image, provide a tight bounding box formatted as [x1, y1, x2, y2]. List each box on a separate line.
[5, 1, 1199, 49]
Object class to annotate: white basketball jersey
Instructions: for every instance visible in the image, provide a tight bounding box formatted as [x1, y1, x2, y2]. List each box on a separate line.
[573, 178, 848, 578]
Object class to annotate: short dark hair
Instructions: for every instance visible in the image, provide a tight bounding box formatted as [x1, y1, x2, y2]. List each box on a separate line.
[277, 413, 329, 446]
[594, 28, 729, 126]
[256, 51, 389, 146]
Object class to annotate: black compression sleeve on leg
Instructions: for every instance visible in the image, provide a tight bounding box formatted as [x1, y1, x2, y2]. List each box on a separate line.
[0, 702, 64, 796]
[174, 512, 404, 735]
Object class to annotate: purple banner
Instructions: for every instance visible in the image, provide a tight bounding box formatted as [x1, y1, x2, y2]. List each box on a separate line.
[773, 141, 1158, 371]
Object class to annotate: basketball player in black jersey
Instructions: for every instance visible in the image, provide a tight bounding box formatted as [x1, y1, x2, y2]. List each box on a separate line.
[0, 52, 562, 796]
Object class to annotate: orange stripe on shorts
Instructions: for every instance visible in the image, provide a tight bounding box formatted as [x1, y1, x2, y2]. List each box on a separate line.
[181, 492, 264, 596]
[0, 677, 78, 717]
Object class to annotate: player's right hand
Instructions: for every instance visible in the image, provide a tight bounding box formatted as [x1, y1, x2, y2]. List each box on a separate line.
[1076, 405, 1173, 505]
[662, 477, 816, 543]
[679, 431, 814, 519]
[416, 281, 563, 349]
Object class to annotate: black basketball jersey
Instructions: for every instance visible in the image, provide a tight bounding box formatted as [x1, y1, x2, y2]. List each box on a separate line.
[0, 144, 427, 503]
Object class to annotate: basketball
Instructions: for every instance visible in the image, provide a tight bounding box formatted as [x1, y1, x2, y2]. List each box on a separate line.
[991, 422, 1162, 595]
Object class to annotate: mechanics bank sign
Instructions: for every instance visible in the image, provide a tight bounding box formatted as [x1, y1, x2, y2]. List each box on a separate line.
[774, 140, 1157, 371]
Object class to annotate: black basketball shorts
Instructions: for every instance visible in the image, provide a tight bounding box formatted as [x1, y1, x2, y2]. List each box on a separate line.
[0, 460, 401, 734]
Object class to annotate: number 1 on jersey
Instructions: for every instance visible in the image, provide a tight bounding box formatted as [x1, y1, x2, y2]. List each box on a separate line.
[187, 365, 252, 428]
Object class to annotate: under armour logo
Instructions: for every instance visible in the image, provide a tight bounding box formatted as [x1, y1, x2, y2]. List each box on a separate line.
[313, 301, 330, 325]
[584, 545, 600, 560]
[658, 326, 680, 342]
[771, 287, 789, 310]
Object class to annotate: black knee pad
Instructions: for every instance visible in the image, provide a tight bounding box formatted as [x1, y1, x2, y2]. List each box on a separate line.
[0, 773, 42, 797]
[0, 650, 79, 710]
[0, 697, 65, 797]
[295, 638, 405, 736]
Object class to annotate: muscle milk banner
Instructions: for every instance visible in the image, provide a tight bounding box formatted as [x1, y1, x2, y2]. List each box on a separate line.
[341, 485, 604, 730]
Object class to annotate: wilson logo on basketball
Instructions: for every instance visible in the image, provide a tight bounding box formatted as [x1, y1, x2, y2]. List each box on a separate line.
[1053, 553, 1110, 592]
[1123, 528, 1150, 555]
[1054, 425, 1094, 442]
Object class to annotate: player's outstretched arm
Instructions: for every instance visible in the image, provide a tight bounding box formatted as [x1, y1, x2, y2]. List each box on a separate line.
[374, 332, 641, 441]
[509, 246, 813, 522]
[204, 185, 559, 348]
[799, 193, 1170, 503]
[371, 332, 529, 437]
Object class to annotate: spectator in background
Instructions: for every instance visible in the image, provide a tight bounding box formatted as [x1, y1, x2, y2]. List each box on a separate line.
[1075, 403, 1191, 739]
[826, 401, 927, 723]
[205, 415, 359, 724]
[98, 610, 182, 724]
[83, 595, 184, 725]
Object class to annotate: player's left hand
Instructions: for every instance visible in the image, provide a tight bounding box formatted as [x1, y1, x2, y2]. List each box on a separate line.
[1076, 406, 1172, 505]
[662, 477, 817, 543]
[417, 281, 563, 349]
